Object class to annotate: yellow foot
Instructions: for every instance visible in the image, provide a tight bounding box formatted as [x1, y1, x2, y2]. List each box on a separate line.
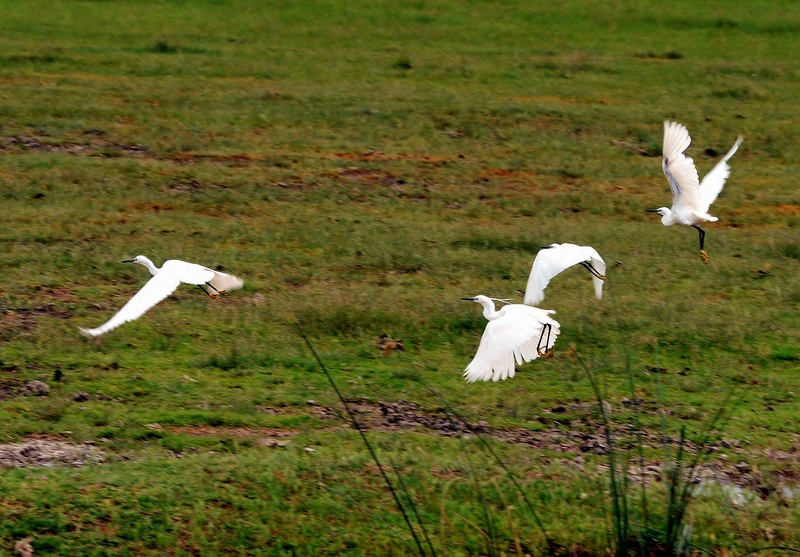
[700, 250, 709, 264]
[598, 274, 607, 282]
[538, 348, 554, 359]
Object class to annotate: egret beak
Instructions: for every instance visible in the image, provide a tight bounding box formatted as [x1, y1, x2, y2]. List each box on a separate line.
[646, 209, 660, 213]
[460, 297, 477, 301]
[122, 259, 136, 263]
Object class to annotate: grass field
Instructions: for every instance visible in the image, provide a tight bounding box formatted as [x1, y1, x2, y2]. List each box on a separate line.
[1, 0, 798, 554]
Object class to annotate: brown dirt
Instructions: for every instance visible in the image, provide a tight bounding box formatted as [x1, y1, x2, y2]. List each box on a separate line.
[0, 135, 145, 156]
[3, 399, 795, 498]
[311, 399, 799, 496]
[331, 150, 452, 164]
[1, 305, 75, 339]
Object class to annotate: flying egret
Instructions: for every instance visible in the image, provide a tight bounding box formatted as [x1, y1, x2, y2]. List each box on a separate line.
[80, 255, 243, 337]
[524, 243, 606, 306]
[649, 121, 743, 264]
[461, 295, 560, 383]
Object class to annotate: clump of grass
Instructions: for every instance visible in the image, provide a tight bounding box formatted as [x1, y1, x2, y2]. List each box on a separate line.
[148, 40, 178, 54]
[577, 351, 739, 556]
[32, 398, 69, 422]
[392, 56, 413, 70]
[634, 50, 683, 60]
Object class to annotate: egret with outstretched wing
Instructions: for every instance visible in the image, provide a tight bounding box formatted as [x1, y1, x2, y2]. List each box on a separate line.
[524, 243, 606, 306]
[648, 121, 743, 263]
[462, 295, 560, 383]
[80, 255, 243, 337]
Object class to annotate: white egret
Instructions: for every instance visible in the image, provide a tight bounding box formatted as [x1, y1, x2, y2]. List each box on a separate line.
[649, 121, 743, 264]
[80, 255, 243, 337]
[461, 295, 560, 383]
[524, 243, 606, 306]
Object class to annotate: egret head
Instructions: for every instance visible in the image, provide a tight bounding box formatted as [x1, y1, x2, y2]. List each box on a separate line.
[122, 255, 158, 275]
[647, 207, 674, 225]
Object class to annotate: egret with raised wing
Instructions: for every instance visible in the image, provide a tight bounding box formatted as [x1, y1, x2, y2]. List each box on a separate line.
[649, 121, 743, 264]
[462, 295, 560, 383]
[80, 256, 243, 337]
[524, 243, 606, 306]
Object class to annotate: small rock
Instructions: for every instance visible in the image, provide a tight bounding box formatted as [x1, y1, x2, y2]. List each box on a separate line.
[73, 391, 90, 402]
[14, 536, 33, 557]
[20, 380, 50, 397]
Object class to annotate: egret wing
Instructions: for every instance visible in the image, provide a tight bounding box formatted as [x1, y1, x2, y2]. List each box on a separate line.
[588, 250, 606, 301]
[164, 260, 244, 293]
[463, 306, 560, 382]
[662, 121, 703, 212]
[163, 260, 216, 285]
[524, 244, 605, 305]
[699, 135, 742, 210]
[79, 271, 183, 337]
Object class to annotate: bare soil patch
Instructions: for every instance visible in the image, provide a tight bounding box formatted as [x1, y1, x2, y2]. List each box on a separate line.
[0, 439, 104, 468]
[313, 399, 799, 496]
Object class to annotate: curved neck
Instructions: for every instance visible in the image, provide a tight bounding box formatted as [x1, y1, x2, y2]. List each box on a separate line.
[477, 298, 500, 321]
[137, 257, 160, 276]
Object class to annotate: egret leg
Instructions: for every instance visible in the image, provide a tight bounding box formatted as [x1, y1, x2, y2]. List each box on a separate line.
[579, 261, 607, 282]
[198, 284, 220, 299]
[692, 225, 708, 264]
[537, 324, 554, 358]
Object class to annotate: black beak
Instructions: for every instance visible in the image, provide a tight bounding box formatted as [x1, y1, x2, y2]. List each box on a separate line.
[646, 209, 660, 213]
[539, 245, 555, 249]
[122, 259, 136, 263]
[460, 297, 477, 301]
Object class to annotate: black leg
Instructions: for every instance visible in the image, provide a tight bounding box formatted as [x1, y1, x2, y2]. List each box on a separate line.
[579, 261, 607, 281]
[692, 225, 708, 263]
[537, 323, 554, 358]
[198, 283, 219, 298]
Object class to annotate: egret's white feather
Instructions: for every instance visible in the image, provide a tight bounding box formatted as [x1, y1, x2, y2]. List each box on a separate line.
[463, 296, 560, 383]
[650, 121, 742, 262]
[662, 121, 704, 215]
[524, 243, 606, 306]
[80, 255, 243, 337]
[659, 121, 742, 223]
[699, 135, 743, 208]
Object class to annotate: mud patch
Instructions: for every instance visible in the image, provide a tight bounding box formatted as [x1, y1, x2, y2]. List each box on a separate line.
[314, 399, 799, 495]
[332, 151, 452, 165]
[0, 439, 104, 468]
[332, 166, 404, 188]
[1, 305, 74, 340]
[169, 426, 295, 448]
[0, 135, 145, 156]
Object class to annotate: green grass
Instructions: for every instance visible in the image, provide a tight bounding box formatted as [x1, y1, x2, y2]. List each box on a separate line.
[1, 0, 798, 554]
